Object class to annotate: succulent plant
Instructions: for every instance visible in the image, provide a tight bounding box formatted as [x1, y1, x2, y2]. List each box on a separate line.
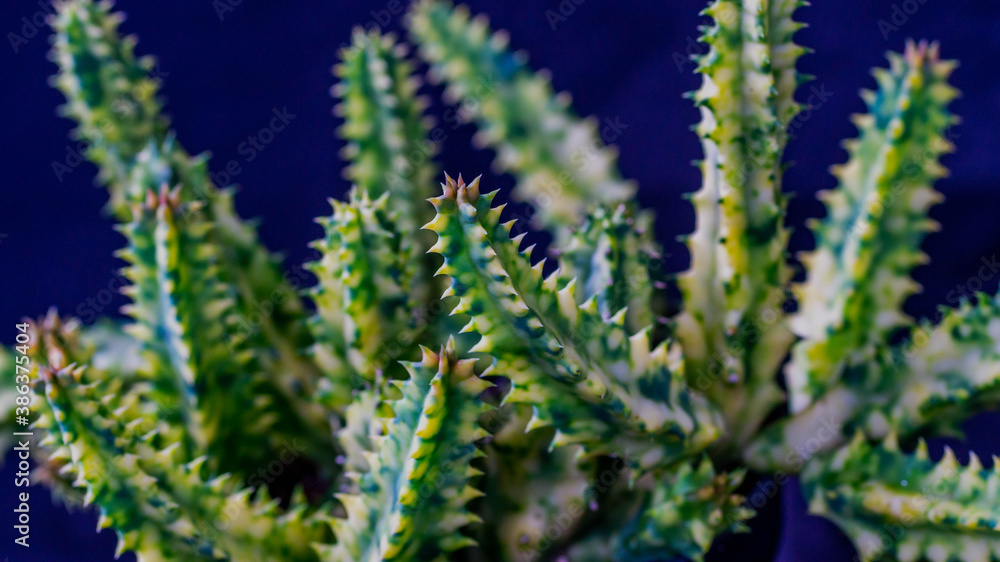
[4, 0, 999, 561]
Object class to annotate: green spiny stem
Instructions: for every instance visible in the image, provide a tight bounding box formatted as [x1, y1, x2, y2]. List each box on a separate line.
[334, 29, 441, 310]
[325, 340, 491, 561]
[426, 174, 722, 474]
[676, 0, 805, 454]
[335, 29, 438, 239]
[408, 0, 635, 239]
[51, 0, 328, 440]
[307, 189, 412, 388]
[116, 184, 313, 475]
[746, 285, 1000, 472]
[787, 41, 957, 413]
[802, 433, 1000, 562]
[38, 364, 327, 561]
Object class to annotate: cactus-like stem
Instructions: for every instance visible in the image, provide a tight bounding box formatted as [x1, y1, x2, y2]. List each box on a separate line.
[37, 364, 327, 561]
[117, 183, 326, 473]
[306, 189, 412, 395]
[408, 0, 635, 239]
[335, 29, 438, 238]
[676, 0, 806, 453]
[334, 29, 439, 305]
[50, 0, 327, 439]
[479, 406, 595, 560]
[787, 41, 957, 413]
[802, 433, 1000, 562]
[425, 174, 722, 473]
[325, 340, 492, 561]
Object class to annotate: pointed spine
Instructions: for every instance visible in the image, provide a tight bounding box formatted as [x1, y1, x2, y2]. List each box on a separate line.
[559, 203, 658, 332]
[37, 365, 326, 561]
[881, 292, 1000, 437]
[306, 189, 413, 395]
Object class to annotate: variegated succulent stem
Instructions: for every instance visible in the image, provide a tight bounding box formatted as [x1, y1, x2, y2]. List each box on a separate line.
[747, 289, 1000, 474]
[324, 340, 491, 561]
[335, 29, 437, 238]
[37, 364, 326, 561]
[786, 41, 957, 413]
[479, 406, 595, 560]
[118, 185, 293, 472]
[743, 384, 860, 472]
[559, 204, 659, 333]
[334, 29, 439, 307]
[802, 434, 1000, 562]
[676, 0, 806, 454]
[408, 0, 635, 240]
[50, 0, 328, 442]
[425, 174, 722, 474]
[307, 189, 412, 397]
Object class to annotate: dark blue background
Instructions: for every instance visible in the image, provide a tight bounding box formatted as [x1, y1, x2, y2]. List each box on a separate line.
[2, 0, 999, 560]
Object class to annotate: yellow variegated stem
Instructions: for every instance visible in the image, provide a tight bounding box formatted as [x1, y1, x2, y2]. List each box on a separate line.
[748, 291, 1000, 472]
[743, 384, 860, 472]
[326, 341, 491, 561]
[678, 0, 802, 455]
[38, 365, 325, 562]
[307, 190, 411, 391]
[766, 0, 809, 132]
[408, 0, 635, 239]
[51, 0, 327, 437]
[426, 174, 722, 474]
[787, 42, 957, 413]
[335, 29, 437, 239]
[803, 434, 1000, 562]
[118, 185, 292, 474]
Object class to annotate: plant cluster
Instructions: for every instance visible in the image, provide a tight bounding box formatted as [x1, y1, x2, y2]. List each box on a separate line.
[3, 0, 998, 561]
